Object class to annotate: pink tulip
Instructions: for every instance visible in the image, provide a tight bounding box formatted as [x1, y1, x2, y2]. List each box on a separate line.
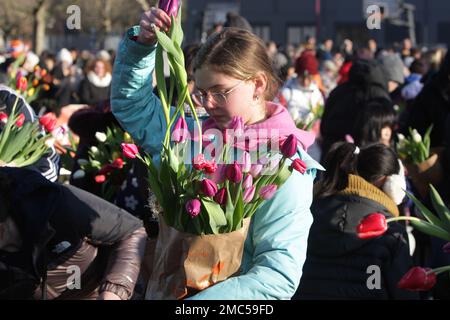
[259, 184, 277, 200]
[214, 187, 227, 206]
[185, 199, 201, 218]
[201, 179, 218, 197]
[121, 143, 139, 159]
[281, 134, 298, 158]
[172, 116, 188, 143]
[240, 151, 252, 173]
[243, 185, 256, 203]
[228, 116, 244, 137]
[226, 161, 243, 183]
[249, 164, 263, 178]
[243, 174, 253, 189]
[158, 0, 179, 17]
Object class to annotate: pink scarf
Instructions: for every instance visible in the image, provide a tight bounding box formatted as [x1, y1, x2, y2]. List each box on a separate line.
[200, 102, 315, 152]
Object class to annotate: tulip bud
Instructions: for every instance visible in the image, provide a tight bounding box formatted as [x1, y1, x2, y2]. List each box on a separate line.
[259, 184, 277, 200]
[249, 164, 263, 178]
[443, 242, 450, 254]
[281, 134, 298, 158]
[243, 185, 256, 203]
[240, 151, 252, 173]
[32, 79, 39, 87]
[39, 113, 57, 132]
[356, 213, 387, 239]
[242, 174, 253, 189]
[0, 112, 8, 124]
[192, 153, 206, 170]
[172, 116, 189, 143]
[397, 133, 405, 142]
[185, 199, 201, 218]
[200, 179, 218, 197]
[228, 116, 244, 137]
[72, 169, 85, 180]
[95, 132, 107, 143]
[90, 146, 99, 154]
[15, 113, 25, 127]
[95, 174, 106, 183]
[121, 143, 139, 159]
[291, 158, 307, 174]
[45, 137, 55, 148]
[111, 158, 124, 169]
[16, 76, 27, 92]
[226, 161, 243, 183]
[98, 164, 114, 175]
[158, 0, 179, 17]
[203, 160, 217, 174]
[214, 187, 227, 206]
[397, 267, 437, 291]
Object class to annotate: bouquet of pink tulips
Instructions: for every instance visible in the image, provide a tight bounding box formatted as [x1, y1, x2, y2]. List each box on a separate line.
[120, 0, 309, 299]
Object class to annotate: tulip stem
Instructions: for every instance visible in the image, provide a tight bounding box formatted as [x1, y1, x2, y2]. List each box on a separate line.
[430, 265, 450, 275]
[386, 216, 422, 223]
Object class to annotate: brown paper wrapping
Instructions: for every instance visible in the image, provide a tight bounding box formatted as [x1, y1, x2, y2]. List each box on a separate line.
[144, 217, 250, 300]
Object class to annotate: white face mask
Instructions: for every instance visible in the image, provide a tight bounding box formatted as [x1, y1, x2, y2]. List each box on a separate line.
[382, 160, 407, 205]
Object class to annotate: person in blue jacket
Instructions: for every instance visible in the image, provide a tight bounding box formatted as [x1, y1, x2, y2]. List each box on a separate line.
[110, 7, 324, 300]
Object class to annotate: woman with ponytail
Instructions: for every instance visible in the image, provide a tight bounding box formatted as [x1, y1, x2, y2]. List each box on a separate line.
[293, 142, 419, 299]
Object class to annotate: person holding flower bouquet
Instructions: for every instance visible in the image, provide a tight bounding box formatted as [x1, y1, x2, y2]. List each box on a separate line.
[111, 5, 323, 300]
[295, 142, 418, 299]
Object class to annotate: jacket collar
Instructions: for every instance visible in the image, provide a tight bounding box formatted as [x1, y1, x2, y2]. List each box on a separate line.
[338, 174, 399, 217]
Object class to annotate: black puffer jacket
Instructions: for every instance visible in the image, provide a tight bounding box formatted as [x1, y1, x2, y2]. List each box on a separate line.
[320, 60, 391, 159]
[403, 51, 450, 147]
[294, 175, 419, 300]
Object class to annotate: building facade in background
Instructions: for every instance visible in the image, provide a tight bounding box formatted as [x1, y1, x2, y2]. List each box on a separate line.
[183, 0, 450, 48]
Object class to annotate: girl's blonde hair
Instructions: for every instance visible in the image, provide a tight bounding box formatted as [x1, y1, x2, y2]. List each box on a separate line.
[193, 28, 281, 101]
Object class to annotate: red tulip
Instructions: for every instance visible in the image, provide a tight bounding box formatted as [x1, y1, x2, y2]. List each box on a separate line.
[201, 179, 218, 197]
[95, 174, 106, 183]
[281, 134, 298, 158]
[16, 75, 27, 92]
[226, 161, 243, 183]
[259, 184, 277, 200]
[39, 113, 57, 132]
[158, 0, 179, 17]
[15, 113, 25, 127]
[356, 213, 387, 239]
[397, 267, 437, 291]
[111, 158, 124, 169]
[214, 187, 227, 206]
[172, 116, 189, 143]
[203, 160, 217, 174]
[185, 199, 201, 218]
[291, 158, 307, 174]
[192, 153, 206, 170]
[0, 112, 7, 124]
[121, 143, 139, 159]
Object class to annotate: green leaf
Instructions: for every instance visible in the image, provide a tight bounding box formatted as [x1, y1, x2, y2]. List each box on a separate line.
[410, 219, 450, 242]
[155, 28, 183, 66]
[274, 162, 292, 186]
[224, 182, 235, 231]
[406, 191, 448, 230]
[429, 185, 450, 231]
[232, 187, 244, 231]
[201, 198, 227, 234]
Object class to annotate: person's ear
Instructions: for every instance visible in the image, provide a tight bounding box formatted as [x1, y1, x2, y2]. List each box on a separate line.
[373, 176, 387, 188]
[252, 72, 268, 100]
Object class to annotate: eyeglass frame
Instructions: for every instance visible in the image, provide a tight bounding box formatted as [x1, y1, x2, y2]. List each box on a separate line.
[191, 76, 252, 106]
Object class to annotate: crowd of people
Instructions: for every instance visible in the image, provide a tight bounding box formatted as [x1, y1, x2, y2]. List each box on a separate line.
[1, 7, 450, 300]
